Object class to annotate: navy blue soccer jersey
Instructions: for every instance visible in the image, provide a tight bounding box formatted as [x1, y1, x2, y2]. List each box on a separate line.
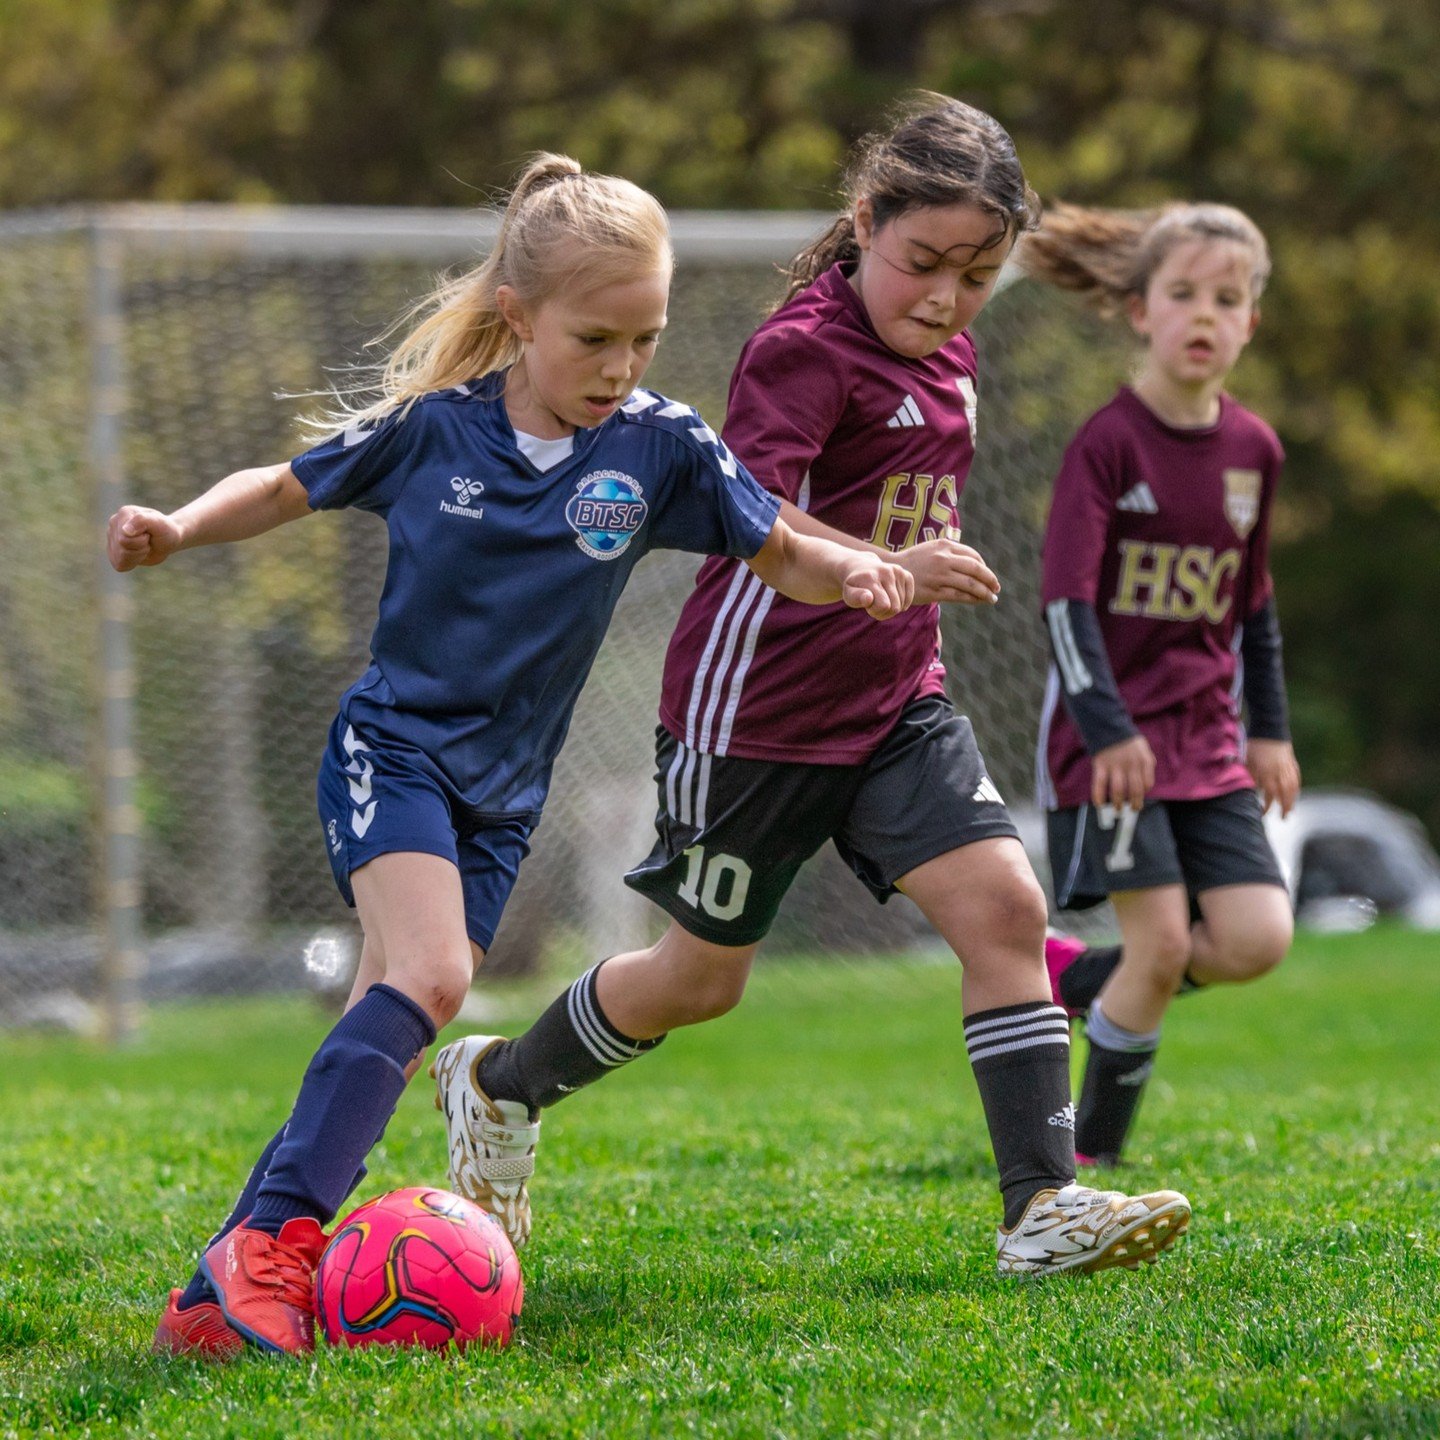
[291, 374, 780, 820]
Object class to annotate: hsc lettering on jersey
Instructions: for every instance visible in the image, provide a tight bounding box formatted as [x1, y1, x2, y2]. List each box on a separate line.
[570, 499, 646, 530]
[868, 472, 961, 551]
[1108, 540, 1241, 623]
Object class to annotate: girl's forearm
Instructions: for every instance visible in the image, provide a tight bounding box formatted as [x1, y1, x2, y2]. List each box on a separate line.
[170, 464, 312, 550]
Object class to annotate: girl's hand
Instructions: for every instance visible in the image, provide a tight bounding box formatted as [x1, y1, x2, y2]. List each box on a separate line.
[840, 556, 915, 620]
[899, 538, 1001, 605]
[1247, 738, 1301, 817]
[1091, 734, 1155, 811]
[107, 505, 184, 571]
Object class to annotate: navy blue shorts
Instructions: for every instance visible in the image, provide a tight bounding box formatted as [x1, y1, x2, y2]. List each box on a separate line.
[1046, 787, 1285, 911]
[625, 695, 1019, 946]
[315, 714, 532, 951]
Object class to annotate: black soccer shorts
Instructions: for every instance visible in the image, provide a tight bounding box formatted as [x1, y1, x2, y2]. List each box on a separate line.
[1046, 786, 1287, 911]
[624, 695, 1019, 946]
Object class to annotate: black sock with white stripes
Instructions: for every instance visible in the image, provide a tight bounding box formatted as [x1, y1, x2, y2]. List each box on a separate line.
[963, 1002, 1076, 1228]
[478, 961, 665, 1120]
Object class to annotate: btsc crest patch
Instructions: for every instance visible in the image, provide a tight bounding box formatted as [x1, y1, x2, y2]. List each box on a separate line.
[565, 471, 648, 560]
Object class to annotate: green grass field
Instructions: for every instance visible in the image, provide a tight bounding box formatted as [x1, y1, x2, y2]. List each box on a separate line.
[2, 927, 1438, 1439]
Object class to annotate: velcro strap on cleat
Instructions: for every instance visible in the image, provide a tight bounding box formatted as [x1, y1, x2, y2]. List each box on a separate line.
[479, 1118, 540, 1147]
[479, 1155, 535, 1181]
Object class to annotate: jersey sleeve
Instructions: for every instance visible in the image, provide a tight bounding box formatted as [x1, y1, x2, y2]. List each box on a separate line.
[1041, 424, 1119, 605]
[290, 404, 418, 515]
[1244, 429, 1285, 617]
[1045, 598, 1140, 753]
[1239, 595, 1290, 740]
[647, 423, 781, 557]
[719, 327, 847, 502]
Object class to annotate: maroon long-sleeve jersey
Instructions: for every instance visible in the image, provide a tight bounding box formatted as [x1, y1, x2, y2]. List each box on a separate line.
[1038, 386, 1284, 808]
[658, 263, 979, 763]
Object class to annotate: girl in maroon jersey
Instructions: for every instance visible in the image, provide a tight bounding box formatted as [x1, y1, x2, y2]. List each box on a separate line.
[1024, 202, 1301, 1166]
[437, 96, 1191, 1277]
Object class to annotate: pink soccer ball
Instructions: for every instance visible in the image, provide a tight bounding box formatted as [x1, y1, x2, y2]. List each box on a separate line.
[316, 1186, 523, 1350]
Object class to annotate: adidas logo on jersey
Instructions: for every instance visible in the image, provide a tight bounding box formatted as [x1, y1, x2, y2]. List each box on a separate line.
[1048, 1103, 1076, 1131]
[1117, 482, 1159, 514]
[972, 775, 1004, 805]
[886, 394, 925, 429]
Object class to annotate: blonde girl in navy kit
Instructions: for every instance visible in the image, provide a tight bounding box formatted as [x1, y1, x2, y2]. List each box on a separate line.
[110, 153, 913, 1359]
[1025, 202, 1300, 1166]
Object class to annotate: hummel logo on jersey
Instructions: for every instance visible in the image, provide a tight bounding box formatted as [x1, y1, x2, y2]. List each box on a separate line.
[1048, 1103, 1076, 1130]
[440, 475, 485, 519]
[972, 775, 1004, 805]
[886, 394, 925, 429]
[1117, 482, 1159, 514]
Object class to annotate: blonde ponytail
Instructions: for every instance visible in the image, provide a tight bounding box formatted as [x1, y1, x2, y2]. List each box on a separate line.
[300, 154, 671, 439]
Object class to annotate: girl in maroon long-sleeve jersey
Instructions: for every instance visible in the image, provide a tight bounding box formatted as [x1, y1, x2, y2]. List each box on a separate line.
[1026, 202, 1301, 1166]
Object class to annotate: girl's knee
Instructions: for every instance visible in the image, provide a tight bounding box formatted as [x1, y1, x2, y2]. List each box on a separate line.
[1140, 928, 1194, 986]
[1223, 916, 1293, 980]
[391, 951, 473, 1028]
[985, 870, 1049, 951]
[685, 969, 749, 1022]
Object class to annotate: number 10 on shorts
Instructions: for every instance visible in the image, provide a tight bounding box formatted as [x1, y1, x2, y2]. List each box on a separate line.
[676, 845, 754, 921]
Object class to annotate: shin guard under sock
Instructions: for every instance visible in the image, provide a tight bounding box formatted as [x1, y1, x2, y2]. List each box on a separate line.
[1074, 999, 1160, 1163]
[963, 1001, 1076, 1228]
[248, 983, 435, 1235]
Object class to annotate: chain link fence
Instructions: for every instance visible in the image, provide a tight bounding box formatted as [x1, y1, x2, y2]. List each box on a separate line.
[0, 206, 1126, 1037]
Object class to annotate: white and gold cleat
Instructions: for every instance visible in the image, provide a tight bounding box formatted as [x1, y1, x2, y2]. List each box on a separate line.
[431, 1036, 539, 1250]
[996, 1182, 1190, 1276]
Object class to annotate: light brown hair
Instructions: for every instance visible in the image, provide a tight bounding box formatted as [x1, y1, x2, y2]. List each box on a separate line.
[1020, 200, 1271, 316]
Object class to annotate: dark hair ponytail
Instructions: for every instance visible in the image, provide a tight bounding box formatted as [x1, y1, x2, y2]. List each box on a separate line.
[782, 92, 1040, 303]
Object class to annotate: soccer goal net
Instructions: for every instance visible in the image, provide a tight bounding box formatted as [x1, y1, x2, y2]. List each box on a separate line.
[0, 205, 1125, 1037]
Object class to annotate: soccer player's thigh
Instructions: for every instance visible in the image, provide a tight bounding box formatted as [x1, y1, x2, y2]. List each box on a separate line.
[624, 731, 859, 949]
[317, 717, 477, 1026]
[1175, 790, 1293, 979]
[836, 698, 1041, 969]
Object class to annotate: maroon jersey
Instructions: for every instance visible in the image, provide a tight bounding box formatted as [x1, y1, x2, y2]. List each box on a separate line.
[1038, 386, 1284, 808]
[659, 263, 977, 763]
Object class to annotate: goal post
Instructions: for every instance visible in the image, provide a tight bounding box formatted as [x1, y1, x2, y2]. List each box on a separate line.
[0, 203, 1122, 1038]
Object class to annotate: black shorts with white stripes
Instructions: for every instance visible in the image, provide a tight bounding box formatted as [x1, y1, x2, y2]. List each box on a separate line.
[624, 695, 1019, 946]
[1046, 786, 1286, 911]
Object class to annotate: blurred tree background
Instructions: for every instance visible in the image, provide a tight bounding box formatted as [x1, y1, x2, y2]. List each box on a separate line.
[2, 0, 1437, 835]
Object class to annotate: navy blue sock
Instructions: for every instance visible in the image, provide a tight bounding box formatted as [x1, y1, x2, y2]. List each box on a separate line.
[176, 1130, 370, 1311]
[247, 984, 435, 1236]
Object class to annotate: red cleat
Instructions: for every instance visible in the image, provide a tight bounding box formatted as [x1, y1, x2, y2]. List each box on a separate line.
[200, 1218, 328, 1355]
[1044, 932, 1088, 1018]
[152, 1288, 244, 1360]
